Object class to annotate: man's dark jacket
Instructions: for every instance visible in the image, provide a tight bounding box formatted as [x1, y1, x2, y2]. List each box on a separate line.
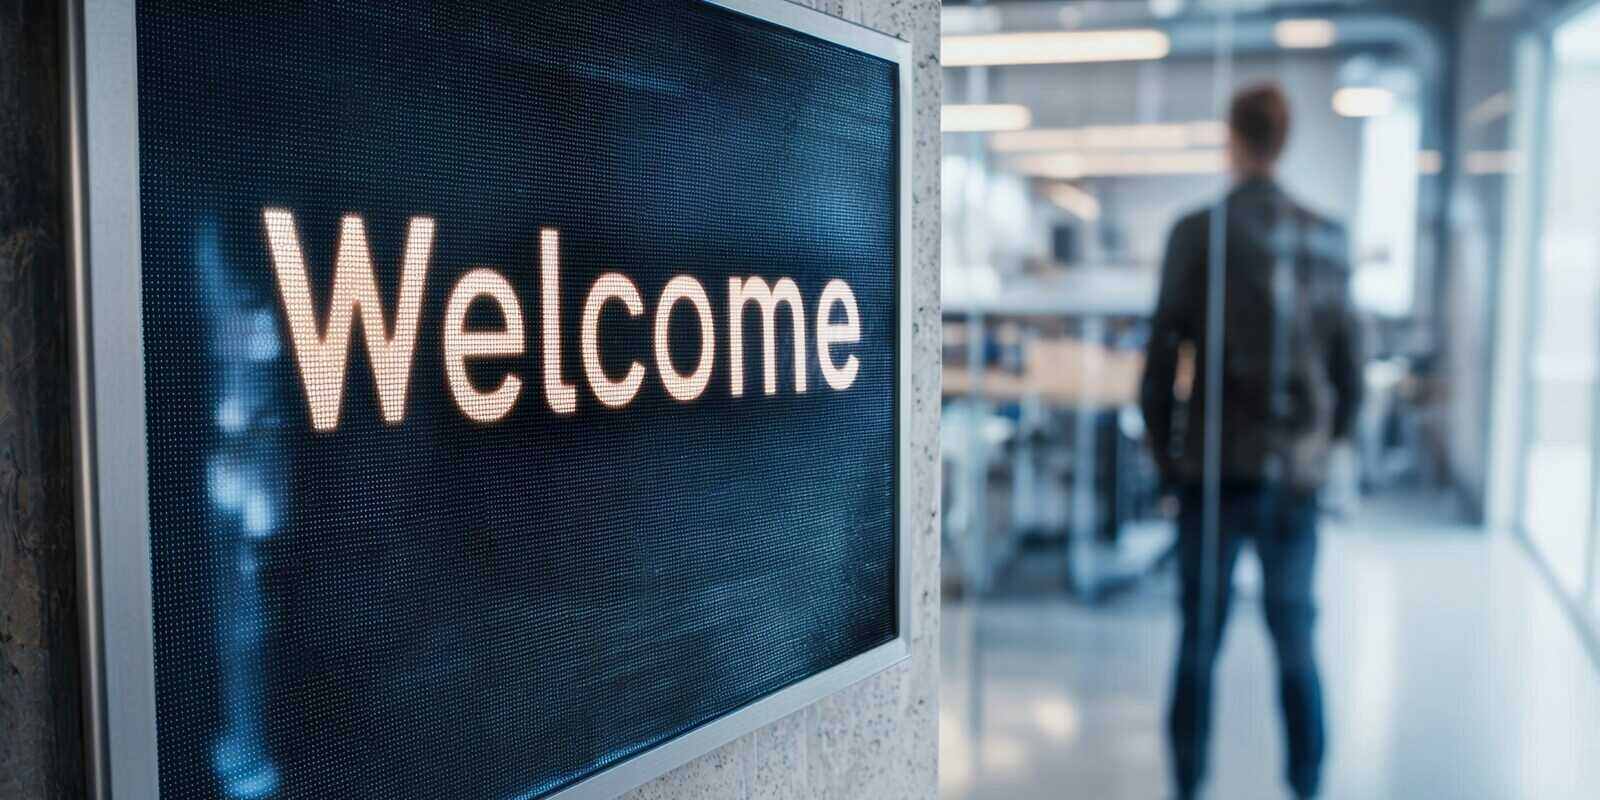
[1140, 177, 1363, 491]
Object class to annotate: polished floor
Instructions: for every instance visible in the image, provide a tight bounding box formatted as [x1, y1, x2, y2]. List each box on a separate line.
[940, 507, 1600, 799]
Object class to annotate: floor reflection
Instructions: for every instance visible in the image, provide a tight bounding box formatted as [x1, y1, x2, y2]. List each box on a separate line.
[941, 509, 1600, 800]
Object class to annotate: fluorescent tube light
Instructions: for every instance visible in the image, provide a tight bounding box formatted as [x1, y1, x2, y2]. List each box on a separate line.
[943, 103, 1033, 133]
[1008, 150, 1225, 178]
[991, 121, 1226, 152]
[1332, 87, 1396, 118]
[1046, 183, 1102, 221]
[942, 29, 1171, 67]
[1274, 19, 1337, 49]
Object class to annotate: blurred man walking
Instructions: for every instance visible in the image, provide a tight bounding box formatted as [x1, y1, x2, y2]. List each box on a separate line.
[1140, 83, 1364, 800]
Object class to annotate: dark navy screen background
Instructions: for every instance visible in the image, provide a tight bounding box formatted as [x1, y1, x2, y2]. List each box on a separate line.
[134, 2, 898, 798]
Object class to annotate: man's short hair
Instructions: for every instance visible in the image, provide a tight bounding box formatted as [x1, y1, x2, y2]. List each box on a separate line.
[1229, 83, 1291, 163]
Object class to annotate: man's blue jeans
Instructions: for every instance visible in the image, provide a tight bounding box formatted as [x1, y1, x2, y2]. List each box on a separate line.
[1168, 484, 1325, 798]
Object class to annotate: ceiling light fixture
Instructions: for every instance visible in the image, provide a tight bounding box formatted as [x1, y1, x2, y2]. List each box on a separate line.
[1046, 183, 1102, 221]
[943, 103, 1033, 133]
[1332, 87, 1396, 118]
[1008, 150, 1226, 178]
[1274, 19, 1337, 49]
[942, 29, 1172, 67]
[991, 121, 1226, 152]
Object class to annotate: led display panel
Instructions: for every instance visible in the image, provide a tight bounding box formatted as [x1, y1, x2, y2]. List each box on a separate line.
[77, 1, 905, 798]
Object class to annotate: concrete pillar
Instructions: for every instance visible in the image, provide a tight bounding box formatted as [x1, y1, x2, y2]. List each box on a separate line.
[0, 1, 86, 798]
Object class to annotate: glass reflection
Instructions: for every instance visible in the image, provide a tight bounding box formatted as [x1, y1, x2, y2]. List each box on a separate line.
[198, 219, 282, 799]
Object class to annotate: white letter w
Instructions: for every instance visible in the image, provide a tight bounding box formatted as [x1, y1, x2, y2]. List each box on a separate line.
[263, 208, 432, 431]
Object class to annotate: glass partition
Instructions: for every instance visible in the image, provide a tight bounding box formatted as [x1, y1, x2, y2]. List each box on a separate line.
[938, 1, 1600, 798]
[1519, 0, 1600, 631]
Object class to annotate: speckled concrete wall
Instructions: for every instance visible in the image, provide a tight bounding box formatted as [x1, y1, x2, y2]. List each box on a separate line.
[1, 1, 86, 798]
[622, 1, 941, 798]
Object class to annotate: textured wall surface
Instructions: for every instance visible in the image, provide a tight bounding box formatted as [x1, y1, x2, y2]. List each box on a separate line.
[0, 1, 86, 798]
[623, 1, 941, 798]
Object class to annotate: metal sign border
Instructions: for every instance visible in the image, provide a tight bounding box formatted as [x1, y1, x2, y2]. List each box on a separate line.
[65, 1, 914, 797]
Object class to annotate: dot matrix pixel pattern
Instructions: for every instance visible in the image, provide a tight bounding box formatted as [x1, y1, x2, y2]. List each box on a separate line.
[135, 1, 899, 798]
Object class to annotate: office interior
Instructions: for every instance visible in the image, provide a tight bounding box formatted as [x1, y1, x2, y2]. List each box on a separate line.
[938, 1, 1600, 798]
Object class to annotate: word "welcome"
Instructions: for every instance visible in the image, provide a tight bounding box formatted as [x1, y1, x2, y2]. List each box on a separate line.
[263, 209, 863, 431]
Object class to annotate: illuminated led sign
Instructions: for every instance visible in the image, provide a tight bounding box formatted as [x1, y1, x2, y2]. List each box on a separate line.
[68, 2, 911, 799]
[260, 211, 863, 429]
